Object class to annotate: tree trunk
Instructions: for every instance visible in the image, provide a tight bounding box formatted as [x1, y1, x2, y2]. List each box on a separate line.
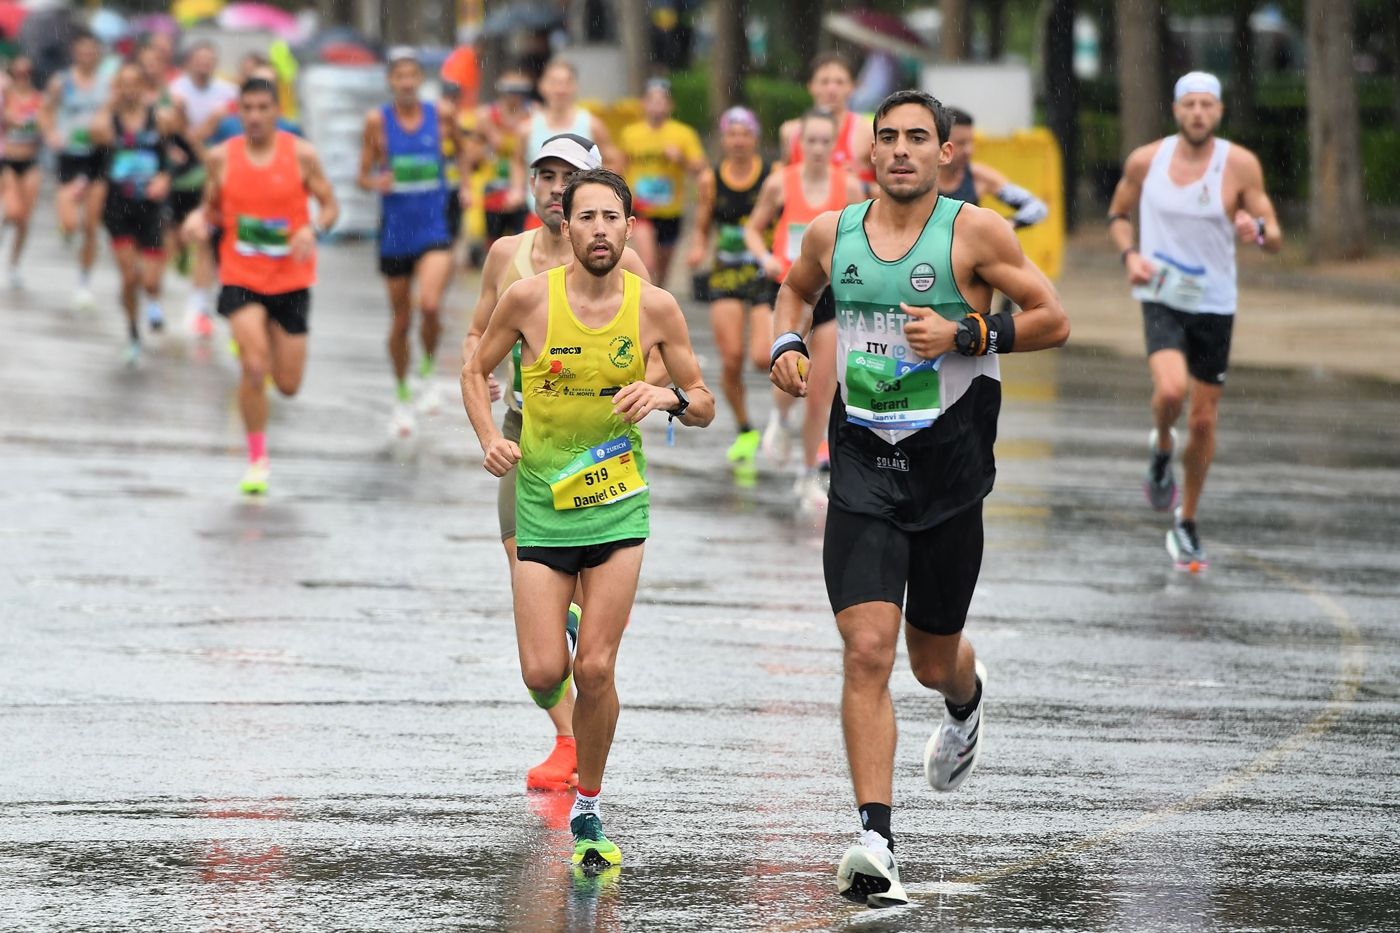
[616, 0, 649, 96]
[1305, 0, 1367, 260]
[941, 0, 971, 63]
[1044, 0, 1080, 229]
[1228, 0, 1256, 133]
[709, 0, 748, 119]
[986, 0, 1007, 61]
[1115, 0, 1164, 157]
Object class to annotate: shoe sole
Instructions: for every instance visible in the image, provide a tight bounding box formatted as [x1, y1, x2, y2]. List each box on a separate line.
[836, 845, 908, 907]
[1165, 530, 1208, 573]
[572, 847, 622, 871]
[1143, 478, 1178, 512]
[925, 659, 987, 792]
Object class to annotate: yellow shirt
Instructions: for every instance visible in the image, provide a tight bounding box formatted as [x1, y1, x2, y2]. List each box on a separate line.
[619, 118, 704, 219]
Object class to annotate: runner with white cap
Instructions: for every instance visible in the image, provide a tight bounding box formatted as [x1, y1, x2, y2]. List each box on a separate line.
[1107, 71, 1282, 570]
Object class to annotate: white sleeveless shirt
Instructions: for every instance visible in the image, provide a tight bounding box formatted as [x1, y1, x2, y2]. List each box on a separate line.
[1134, 136, 1236, 315]
[524, 108, 594, 209]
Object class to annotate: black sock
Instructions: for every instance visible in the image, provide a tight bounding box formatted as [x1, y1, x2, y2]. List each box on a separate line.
[858, 802, 894, 851]
[945, 675, 983, 721]
[737, 422, 752, 434]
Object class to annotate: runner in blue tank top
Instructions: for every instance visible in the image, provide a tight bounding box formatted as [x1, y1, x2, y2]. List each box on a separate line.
[359, 47, 471, 438]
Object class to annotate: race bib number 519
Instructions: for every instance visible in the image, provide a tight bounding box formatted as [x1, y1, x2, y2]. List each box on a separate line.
[550, 435, 647, 510]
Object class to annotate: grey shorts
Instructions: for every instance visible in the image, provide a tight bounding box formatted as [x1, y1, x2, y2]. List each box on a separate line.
[496, 406, 523, 541]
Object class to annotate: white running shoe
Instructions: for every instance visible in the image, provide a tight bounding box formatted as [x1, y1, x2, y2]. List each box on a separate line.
[72, 286, 96, 312]
[761, 408, 793, 466]
[797, 467, 829, 512]
[122, 340, 141, 368]
[415, 378, 443, 416]
[389, 402, 416, 439]
[924, 659, 987, 792]
[8, 266, 22, 290]
[836, 830, 909, 908]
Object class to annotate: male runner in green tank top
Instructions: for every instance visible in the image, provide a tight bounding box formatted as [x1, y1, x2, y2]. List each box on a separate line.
[463, 169, 714, 873]
[461, 135, 650, 793]
[771, 90, 1069, 908]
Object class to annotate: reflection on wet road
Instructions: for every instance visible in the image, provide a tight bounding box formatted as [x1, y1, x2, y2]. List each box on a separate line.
[1, 234, 1397, 931]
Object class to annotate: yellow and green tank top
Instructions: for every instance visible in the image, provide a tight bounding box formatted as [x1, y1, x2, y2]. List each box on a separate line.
[515, 266, 649, 547]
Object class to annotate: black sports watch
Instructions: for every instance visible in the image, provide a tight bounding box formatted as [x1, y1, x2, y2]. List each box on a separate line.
[668, 386, 690, 420]
[954, 319, 978, 357]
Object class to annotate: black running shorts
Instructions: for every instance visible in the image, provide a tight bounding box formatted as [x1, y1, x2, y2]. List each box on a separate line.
[1142, 301, 1234, 386]
[218, 285, 311, 336]
[379, 244, 452, 279]
[517, 538, 645, 575]
[57, 152, 105, 184]
[640, 215, 682, 247]
[823, 501, 984, 636]
[485, 209, 527, 243]
[103, 195, 165, 252]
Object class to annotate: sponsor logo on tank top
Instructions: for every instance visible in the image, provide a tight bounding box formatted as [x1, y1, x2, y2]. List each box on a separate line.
[840, 263, 863, 285]
[550, 345, 583, 354]
[608, 336, 635, 368]
[910, 262, 936, 292]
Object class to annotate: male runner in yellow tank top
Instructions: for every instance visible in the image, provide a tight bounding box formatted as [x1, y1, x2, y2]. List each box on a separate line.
[460, 135, 650, 793]
[462, 169, 714, 872]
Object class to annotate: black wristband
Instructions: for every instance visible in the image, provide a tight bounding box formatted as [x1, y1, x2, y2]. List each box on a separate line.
[984, 311, 1016, 354]
[769, 331, 809, 371]
[1107, 212, 1130, 225]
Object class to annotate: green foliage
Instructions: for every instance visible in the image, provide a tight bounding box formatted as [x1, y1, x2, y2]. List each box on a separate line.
[668, 68, 812, 155]
[1363, 130, 1400, 205]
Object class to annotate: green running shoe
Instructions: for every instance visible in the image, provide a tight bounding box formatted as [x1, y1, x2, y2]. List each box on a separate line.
[726, 429, 762, 464]
[570, 813, 622, 870]
[239, 459, 269, 496]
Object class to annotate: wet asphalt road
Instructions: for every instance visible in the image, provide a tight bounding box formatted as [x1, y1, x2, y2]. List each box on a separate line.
[1, 212, 1397, 932]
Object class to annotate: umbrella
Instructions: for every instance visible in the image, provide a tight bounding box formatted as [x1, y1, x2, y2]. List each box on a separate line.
[128, 13, 180, 39]
[480, 2, 563, 39]
[89, 9, 129, 45]
[173, 0, 226, 27]
[823, 10, 930, 60]
[219, 3, 299, 39]
[297, 25, 381, 63]
[0, 1, 29, 40]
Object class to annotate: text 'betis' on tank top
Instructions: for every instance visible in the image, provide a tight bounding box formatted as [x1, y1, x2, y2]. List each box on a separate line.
[515, 266, 649, 548]
[379, 102, 448, 258]
[1135, 135, 1236, 314]
[831, 197, 1000, 446]
[772, 164, 849, 282]
[219, 131, 314, 295]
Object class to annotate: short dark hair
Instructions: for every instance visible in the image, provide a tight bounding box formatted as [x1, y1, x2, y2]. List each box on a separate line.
[873, 90, 951, 144]
[800, 107, 839, 130]
[946, 107, 974, 127]
[808, 51, 854, 82]
[562, 168, 633, 220]
[240, 77, 279, 102]
[71, 29, 98, 46]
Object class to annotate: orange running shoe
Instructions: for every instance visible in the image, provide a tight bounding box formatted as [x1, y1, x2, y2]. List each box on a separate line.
[526, 736, 578, 792]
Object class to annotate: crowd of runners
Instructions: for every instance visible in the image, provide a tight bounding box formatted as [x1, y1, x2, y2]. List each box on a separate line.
[10, 28, 1283, 906]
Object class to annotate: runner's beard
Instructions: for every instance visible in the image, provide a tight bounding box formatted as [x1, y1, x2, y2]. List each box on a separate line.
[580, 241, 622, 276]
[880, 170, 937, 204]
[541, 202, 564, 232]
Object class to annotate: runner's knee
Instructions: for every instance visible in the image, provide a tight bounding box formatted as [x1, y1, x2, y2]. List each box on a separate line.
[1187, 407, 1217, 439]
[1154, 382, 1187, 410]
[272, 371, 303, 397]
[842, 627, 897, 682]
[571, 653, 615, 696]
[521, 659, 569, 696]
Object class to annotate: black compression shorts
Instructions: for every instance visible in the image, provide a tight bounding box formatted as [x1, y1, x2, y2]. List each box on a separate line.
[1142, 302, 1234, 386]
[517, 538, 645, 575]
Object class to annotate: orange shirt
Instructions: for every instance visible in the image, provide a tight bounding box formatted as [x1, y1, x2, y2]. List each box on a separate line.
[219, 132, 314, 295]
[771, 164, 850, 282]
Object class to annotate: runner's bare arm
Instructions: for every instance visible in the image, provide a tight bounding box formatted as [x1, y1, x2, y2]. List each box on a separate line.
[613, 287, 714, 427]
[770, 211, 838, 398]
[1107, 143, 1158, 284]
[590, 115, 621, 171]
[687, 168, 715, 268]
[87, 107, 113, 147]
[190, 144, 225, 240]
[508, 112, 529, 205]
[1232, 147, 1282, 253]
[743, 171, 785, 280]
[39, 75, 61, 149]
[777, 118, 799, 159]
[296, 140, 340, 232]
[965, 206, 1069, 352]
[464, 278, 542, 473]
[356, 109, 389, 192]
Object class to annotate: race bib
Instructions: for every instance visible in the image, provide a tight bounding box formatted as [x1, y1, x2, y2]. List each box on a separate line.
[785, 223, 807, 262]
[550, 435, 647, 510]
[67, 126, 92, 153]
[110, 149, 158, 192]
[1131, 253, 1206, 312]
[634, 175, 675, 209]
[390, 153, 441, 193]
[843, 350, 942, 430]
[235, 215, 292, 258]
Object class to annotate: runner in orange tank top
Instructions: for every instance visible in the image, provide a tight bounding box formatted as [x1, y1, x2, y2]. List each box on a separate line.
[198, 76, 339, 496]
[779, 53, 876, 189]
[745, 110, 865, 508]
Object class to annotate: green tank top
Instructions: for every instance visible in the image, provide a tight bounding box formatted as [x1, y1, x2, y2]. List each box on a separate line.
[831, 197, 997, 445]
[515, 267, 649, 548]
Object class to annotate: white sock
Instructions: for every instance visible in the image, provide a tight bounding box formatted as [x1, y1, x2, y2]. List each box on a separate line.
[569, 788, 602, 824]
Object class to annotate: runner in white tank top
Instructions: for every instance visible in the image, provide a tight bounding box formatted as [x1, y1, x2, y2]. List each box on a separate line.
[1107, 71, 1283, 570]
[512, 59, 615, 209]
